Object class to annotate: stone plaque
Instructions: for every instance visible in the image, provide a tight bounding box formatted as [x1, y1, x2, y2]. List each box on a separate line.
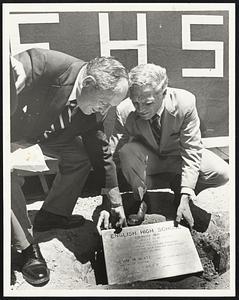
[102, 221, 203, 285]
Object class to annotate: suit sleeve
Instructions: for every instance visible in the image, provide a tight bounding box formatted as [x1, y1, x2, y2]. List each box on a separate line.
[10, 59, 18, 116]
[14, 48, 46, 89]
[179, 95, 203, 190]
[110, 106, 131, 165]
[109, 98, 135, 166]
[14, 48, 79, 91]
[82, 121, 118, 191]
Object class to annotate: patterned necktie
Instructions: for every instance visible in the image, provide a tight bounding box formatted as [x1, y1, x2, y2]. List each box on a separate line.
[42, 99, 78, 139]
[150, 114, 161, 145]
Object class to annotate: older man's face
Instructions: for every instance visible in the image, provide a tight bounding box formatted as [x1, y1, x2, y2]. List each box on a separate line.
[78, 77, 128, 115]
[130, 84, 166, 120]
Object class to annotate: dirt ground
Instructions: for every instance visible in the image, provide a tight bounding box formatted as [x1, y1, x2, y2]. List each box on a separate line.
[10, 182, 231, 293]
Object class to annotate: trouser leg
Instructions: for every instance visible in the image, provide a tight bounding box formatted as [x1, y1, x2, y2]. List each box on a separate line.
[119, 142, 182, 200]
[40, 137, 91, 217]
[195, 148, 229, 194]
[166, 149, 229, 232]
[171, 148, 230, 196]
[119, 143, 229, 232]
[11, 173, 33, 250]
[120, 142, 229, 195]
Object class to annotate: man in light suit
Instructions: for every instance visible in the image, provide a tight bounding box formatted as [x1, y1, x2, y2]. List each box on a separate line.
[111, 63, 229, 231]
[11, 48, 129, 234]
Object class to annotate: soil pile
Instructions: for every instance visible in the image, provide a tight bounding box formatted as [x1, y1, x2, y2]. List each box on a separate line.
[10, 184, 230, 291]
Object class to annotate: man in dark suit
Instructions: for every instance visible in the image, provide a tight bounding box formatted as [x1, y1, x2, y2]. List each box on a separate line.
[11, 48, 129, 233]
[10, 57, 50, 285]
[111, 63, 229, 230]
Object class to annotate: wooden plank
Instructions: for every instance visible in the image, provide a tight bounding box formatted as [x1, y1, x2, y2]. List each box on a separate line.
[38, 174, 49, 194]
[209, 147, 229, 161]
[202, 137, 229, 148]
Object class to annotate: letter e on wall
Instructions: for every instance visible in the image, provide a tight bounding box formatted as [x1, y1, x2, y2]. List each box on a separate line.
[9, 13, 59, 55]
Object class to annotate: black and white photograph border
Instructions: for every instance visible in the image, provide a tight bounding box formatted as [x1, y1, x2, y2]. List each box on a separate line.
[3, 2, 236, 297]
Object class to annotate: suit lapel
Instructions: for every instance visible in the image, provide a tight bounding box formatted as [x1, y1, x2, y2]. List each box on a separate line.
[34, 62, 86, 138]
[50, 61, 86, 115]
[159, 89, 177, 152]
[159, 110, 176, 151]
[135, 117, 159, 150]
[134, 88, 177, 153]
[58, 61, 86, 86]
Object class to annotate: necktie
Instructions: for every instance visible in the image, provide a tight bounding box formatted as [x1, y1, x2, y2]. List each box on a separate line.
[43, 99, 77, 139]
[150, 114, 161, 145]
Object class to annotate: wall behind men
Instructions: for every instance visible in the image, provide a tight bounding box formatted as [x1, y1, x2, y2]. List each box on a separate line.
[10, 10, 229, 138]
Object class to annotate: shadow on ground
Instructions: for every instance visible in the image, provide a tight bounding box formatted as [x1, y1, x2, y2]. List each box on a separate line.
[28, 210, 101, 264]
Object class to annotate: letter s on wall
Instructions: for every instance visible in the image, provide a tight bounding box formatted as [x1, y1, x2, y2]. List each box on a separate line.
[182, 15, 224, 77]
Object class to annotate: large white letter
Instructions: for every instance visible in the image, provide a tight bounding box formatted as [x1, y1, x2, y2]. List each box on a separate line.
[10, 13, 59, 55]
[99, 13, 147, 64]
[182, 15, 224, 77]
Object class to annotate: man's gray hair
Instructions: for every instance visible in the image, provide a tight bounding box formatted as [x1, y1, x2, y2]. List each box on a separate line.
[129, 63, 168, 91]
[86, 56, 128, 91]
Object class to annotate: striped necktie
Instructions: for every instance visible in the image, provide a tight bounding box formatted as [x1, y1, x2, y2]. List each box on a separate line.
[43, 99, 78, 139]
[150, 114, 161, 145]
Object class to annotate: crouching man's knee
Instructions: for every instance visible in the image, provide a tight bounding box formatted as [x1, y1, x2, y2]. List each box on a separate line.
[119, 142, 148, 172]
[218, 163, 229, 185]
[119, 143, 148, 194]
[211, 161, 230, 187]
[119, 143, 135, 171]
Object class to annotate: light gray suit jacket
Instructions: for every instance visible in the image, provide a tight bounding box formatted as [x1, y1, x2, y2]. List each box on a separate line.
[111, 87, 203, 190]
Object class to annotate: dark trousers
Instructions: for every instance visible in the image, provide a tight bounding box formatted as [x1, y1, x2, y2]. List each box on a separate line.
[11, 173, 33, 250]
[39, 136, 92, 216]
[11, 136, 92, 248]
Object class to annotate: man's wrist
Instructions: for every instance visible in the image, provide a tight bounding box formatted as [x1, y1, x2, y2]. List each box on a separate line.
[180, 187, 194, 196]
[101, 194, 111, 212]
[111, 203, 123, 209]
[101, 186, 123, 208]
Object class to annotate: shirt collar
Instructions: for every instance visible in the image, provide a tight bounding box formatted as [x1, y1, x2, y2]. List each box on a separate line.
[156, 97, 165, 118]
[149, 90, 166, 122]
[162, 87, 177, 116]
[68, 64, 87, 102]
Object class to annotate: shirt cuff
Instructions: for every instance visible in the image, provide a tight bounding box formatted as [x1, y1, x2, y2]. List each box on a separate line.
[181, 187, 194, 196]
[101, 187, 123, 208]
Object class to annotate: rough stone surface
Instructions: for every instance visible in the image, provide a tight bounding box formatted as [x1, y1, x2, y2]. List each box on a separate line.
[10, 183, 231, 292]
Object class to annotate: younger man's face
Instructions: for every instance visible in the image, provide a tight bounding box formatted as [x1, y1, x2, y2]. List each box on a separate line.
[130, 84, 166, 120]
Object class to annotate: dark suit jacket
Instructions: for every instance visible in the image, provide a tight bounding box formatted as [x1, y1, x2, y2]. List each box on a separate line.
[10, 59, 18, 116]
[11, 48, 118, 188]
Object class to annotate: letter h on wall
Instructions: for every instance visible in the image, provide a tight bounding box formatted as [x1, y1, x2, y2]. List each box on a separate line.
[99, 13, 148, 64]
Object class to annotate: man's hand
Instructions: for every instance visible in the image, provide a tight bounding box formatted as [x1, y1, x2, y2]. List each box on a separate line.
[96, 205, 127, 235]
[176, 194, 194, 229]
[96, 210, 110, 234]
[111, 205, 127, 229]
[97, 187, 127, 235]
